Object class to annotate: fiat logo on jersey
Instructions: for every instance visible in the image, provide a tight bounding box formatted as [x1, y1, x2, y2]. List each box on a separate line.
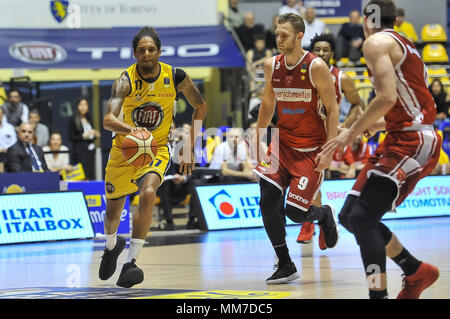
[131, 102, 163, 130]
[208, 189, 239, 219]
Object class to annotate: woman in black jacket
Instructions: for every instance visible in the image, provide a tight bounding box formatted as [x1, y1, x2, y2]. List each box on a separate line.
[429, 79, 450, 129]
[68, 97, 100, 180]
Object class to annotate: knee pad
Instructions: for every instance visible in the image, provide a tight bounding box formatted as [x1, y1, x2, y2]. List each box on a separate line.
[338, 194, 357, 233]
[259, 179, 282, 215]
[379, 222, 393, 245]
[359, 174, 398, 215]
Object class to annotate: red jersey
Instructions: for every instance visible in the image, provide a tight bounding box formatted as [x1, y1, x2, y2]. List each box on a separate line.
[271, 51, 326, 149]
[330, 65, 343, 105]
[367, 30, 437, 131]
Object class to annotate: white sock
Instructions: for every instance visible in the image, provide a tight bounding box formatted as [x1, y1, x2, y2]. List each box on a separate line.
[127, 238, 145, 263]
[105, 232, 117, 250]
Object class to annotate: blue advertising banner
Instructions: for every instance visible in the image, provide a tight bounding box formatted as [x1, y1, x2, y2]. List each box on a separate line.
[62, 181, 130, 236]
[196, 176, 450, 230]
[0, 25, 245, 69]
[0, 172, 60, 194]
[196, 183, 296, 231]
[303, 0, 361, 17]
[0, 191, 94, 245]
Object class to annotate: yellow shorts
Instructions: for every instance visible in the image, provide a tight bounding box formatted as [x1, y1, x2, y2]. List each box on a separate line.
[104, 143, 170, 199]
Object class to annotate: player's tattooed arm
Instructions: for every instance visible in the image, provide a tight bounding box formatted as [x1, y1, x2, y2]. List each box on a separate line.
[176, 74, 207, 175]
[103, 73, 140, 135]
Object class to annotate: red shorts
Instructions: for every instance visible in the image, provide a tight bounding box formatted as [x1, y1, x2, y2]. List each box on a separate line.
[253, 138, 324, 212]
[350, 130, 441, 210]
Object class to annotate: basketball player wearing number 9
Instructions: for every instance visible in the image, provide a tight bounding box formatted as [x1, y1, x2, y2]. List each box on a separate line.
[99, 26, 207, 289]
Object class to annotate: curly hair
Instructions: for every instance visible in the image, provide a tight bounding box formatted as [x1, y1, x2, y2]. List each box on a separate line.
[309, 33, 336, 52]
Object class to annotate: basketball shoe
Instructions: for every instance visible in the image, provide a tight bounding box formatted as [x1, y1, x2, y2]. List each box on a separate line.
[318, 204, 339, 248]
[116, 259, 144, 288]
[397, 262, 440, 299]
[266, 262, 300, 285]
[99, 236, 126, 280]
[297, 222, 315, 243]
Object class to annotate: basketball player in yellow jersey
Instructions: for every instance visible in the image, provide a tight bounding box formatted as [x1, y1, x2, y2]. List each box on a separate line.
[98, 27, 207, 288]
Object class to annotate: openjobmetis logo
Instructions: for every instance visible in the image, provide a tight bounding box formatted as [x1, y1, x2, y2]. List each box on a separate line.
[208, 189, 239, 219]
[9, 41, 67, 64]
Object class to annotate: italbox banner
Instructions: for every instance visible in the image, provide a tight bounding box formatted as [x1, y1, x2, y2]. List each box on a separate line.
[196, 176, 450, 230]
[61, 181, 130, 236]
[0, 191, 95, 245]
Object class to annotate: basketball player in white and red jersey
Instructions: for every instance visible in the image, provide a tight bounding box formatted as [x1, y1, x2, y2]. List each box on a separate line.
[253, 13, 340, 284]
[319, 0, 441, 298]
[297, 33, 365, 246]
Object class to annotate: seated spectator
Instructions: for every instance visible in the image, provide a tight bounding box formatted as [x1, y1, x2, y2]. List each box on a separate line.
[29, 108, 49, 147]
[265, 15, 279, 54]
[246, 35, 273, 92]
[429, 79, 450, 128]
[235, 11, 265, 51]
[394, 8, 419, 43]
[43, 132, 72, 173]
[0, 107, 17, 172]
[209, 127, 256, 182]
[348, 134, 371, 177]
[1, 89, 29, 129]
[328, 146, 355, 180]
[302, 7, 326, 49]
[279, 0, 304, 17]
[227, 0, 244, 29]
[336, 9, 365, 66]
[5, 122, 48, 172]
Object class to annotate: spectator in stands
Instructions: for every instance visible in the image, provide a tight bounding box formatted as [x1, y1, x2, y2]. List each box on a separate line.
[265, 15, 279, 54]
[0, 107, 17, 172]
[429, 79, 450, 128]
[348, 134, 371, 177]
[43, 131, 72, 173]
[302, 7, 326, 49]
[328, 146, 355, 180]
[235, 11, 265, 51]
[209, 127, 256, 182]
[227, 0, 244, 29]
[246, 35, 273, 92]
[68, 97, 99, 180]
[1, 89, 29, 128]
[279, 0, 304, 17]
[336, 9, 365, 67]
[29, 108, 49, 147]
[156, 124, 192, 230]
[394, 8, 419, 43]
[5, 122, 48, 172]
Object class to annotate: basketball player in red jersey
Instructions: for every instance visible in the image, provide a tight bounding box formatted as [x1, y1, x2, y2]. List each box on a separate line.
[297, 33, 365, 246]
[253, 13, 340, 284]
[319, 0, 441, 298]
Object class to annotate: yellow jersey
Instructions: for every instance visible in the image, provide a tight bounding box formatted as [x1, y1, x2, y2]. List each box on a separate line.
[394, 21, 419, 43]
[113, 62, 177, 149]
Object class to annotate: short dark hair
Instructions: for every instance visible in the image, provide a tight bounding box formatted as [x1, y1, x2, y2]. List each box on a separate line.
[132, 26, 161, 51]
[278, 13, 305, 34]
[8, 89, 20, 97]
[363, 0, 397, 29]
[310, 33, 336, 52]
[30, 108, 40, 116]
[396, 8, 405, 17]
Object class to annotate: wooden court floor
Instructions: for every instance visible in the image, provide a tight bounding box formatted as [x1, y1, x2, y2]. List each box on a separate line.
[0, 217, 448, 299]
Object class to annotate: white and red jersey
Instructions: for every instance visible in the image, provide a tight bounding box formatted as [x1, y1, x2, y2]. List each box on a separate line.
[367, 30, 437, 131]
[329, 65, 343, 105]
[271, 51, 326, 149]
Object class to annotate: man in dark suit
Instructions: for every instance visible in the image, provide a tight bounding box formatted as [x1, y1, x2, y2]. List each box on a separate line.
[5, 122, 48, 172]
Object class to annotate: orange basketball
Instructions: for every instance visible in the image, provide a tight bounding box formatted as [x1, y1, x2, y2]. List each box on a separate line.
[122, 130, 158, 167]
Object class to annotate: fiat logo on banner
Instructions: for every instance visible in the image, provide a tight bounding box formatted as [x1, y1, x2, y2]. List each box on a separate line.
[9, 41, 67, 64]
